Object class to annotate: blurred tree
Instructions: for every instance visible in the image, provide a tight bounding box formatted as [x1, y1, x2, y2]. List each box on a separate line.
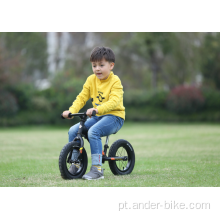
[201, 32, 220, 90]
[128, 32, 171, 89]
[64, 32, 92, 77]
[0, 32, 48, 86]
[129, 32, 203, 90]
[0, 33, 24, 88]
[162, 32, 203, 88]
[0, 32, 48, 116]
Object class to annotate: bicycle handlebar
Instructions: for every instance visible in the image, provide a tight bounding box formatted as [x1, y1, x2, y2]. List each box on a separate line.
[61, 110, 96, 119]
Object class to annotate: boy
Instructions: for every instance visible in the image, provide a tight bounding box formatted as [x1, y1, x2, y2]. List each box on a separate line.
[62, 46, 125, 180]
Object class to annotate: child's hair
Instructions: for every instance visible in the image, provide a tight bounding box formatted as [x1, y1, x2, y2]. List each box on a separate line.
[90, 46, 115, 63]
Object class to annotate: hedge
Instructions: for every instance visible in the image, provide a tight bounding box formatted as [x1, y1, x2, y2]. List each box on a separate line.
[1, 85, 220, 127]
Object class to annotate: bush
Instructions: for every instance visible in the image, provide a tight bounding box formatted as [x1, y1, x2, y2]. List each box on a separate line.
[166, 85, 205, 114]
[201, 87, 220, 110]
[147, 90, 168, 108]
[7, 84, 35, 111]
[31, 96, 52, 112]
[0, 90, 19, 116]
[124, 89, 168, 108]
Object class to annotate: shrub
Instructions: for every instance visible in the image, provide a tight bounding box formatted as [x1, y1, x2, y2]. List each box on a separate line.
[124, 89, 168, 108]
[147, 90, 168, 108]
[31, 96, 52, 112]
[0, 90, 19, 116]
[201, 87, 220, 110]
[166, 85, 205, 114]
[7, 84, 35, 111]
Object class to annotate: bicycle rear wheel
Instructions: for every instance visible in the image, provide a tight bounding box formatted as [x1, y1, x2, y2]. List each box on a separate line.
[59, 141, 88, 179]
[108, 139, 135, 175]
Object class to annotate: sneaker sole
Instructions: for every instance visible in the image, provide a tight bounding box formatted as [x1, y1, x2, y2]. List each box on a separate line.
[82, 176, 104, 180]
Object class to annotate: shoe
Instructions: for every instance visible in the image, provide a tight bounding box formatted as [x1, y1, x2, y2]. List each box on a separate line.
[82, 166, 104, 180]
[68, 164, 79, 175]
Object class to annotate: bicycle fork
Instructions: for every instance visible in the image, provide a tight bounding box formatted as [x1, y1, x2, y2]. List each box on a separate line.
[102, 136, 128, 163]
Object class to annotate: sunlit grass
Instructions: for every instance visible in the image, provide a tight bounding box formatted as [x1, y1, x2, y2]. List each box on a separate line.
[0, 123, 220, 187]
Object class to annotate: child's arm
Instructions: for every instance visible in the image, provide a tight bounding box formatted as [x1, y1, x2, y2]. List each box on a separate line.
[69, 77, 91, 114]
[96, 80, 123, 115]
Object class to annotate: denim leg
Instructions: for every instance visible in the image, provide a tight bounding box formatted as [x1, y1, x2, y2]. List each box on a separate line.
[68, 116, 100, 142]
[68, 117, 99, 161]
[68, 123, 80, 161]
[88, 127, 103, 165]
[88, 115, 124, 166]
[68, 123, 80, 142]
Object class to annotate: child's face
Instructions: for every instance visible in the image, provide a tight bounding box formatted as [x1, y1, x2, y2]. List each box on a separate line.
[91, 59, 114, 80]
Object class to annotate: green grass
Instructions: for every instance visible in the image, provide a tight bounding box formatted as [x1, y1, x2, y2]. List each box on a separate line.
[0, 123, 220, 187]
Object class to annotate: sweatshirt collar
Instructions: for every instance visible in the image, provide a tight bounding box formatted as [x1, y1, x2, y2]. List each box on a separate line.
[99, 71, 113, 83]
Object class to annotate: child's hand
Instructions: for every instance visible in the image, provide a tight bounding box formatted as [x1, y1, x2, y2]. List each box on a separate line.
[63, 110, 71, 119]
[86, 108, 98, 118]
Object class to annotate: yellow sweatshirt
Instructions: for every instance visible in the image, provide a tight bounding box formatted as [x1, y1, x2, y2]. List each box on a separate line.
[69, 71, 125, 120]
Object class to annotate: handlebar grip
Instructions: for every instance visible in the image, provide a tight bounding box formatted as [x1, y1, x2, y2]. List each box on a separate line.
[61, 113, 73, 119]
[92, 110, 96, 116]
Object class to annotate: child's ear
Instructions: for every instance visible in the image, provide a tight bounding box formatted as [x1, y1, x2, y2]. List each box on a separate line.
[110, 62, 115, 70]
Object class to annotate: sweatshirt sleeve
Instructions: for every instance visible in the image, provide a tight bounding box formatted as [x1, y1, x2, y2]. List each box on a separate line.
[69, 77, 91, 113]
[96, 79, 123, 115]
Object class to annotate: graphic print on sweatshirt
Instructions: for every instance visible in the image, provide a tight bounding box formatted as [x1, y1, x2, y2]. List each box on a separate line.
[95, 91, 105, 106]
[96, 91, 105, 102]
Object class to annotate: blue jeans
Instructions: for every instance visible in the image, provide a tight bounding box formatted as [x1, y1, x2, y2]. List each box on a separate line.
[68, 114, 124, 166]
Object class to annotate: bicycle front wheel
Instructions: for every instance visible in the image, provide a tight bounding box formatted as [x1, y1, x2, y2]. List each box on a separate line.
[59, 141, 88, 179]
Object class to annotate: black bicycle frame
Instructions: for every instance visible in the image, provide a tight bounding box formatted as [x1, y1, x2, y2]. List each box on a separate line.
[62, 112, 128, 163]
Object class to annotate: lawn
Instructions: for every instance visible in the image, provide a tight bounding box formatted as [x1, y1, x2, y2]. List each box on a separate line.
[0, 123, 219, 187]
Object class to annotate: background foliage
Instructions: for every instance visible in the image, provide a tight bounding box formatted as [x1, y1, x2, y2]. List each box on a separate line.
[1, 32, 220, 126]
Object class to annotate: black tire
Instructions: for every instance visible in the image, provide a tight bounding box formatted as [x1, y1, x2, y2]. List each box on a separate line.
[108, 139, 135, 175]
[59, 141, 88, 179]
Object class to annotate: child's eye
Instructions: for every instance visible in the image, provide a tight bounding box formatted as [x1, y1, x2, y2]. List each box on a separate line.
[101, 65, 104, 67]
[93, 66, 96, 68]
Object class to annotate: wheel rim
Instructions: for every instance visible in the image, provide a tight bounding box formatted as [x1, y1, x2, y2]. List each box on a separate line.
[66, 148, 83, 176]
[115, 146, 131, 172]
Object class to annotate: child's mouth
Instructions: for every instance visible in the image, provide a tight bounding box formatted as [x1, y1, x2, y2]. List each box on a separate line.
[96, 73, 102, 76]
